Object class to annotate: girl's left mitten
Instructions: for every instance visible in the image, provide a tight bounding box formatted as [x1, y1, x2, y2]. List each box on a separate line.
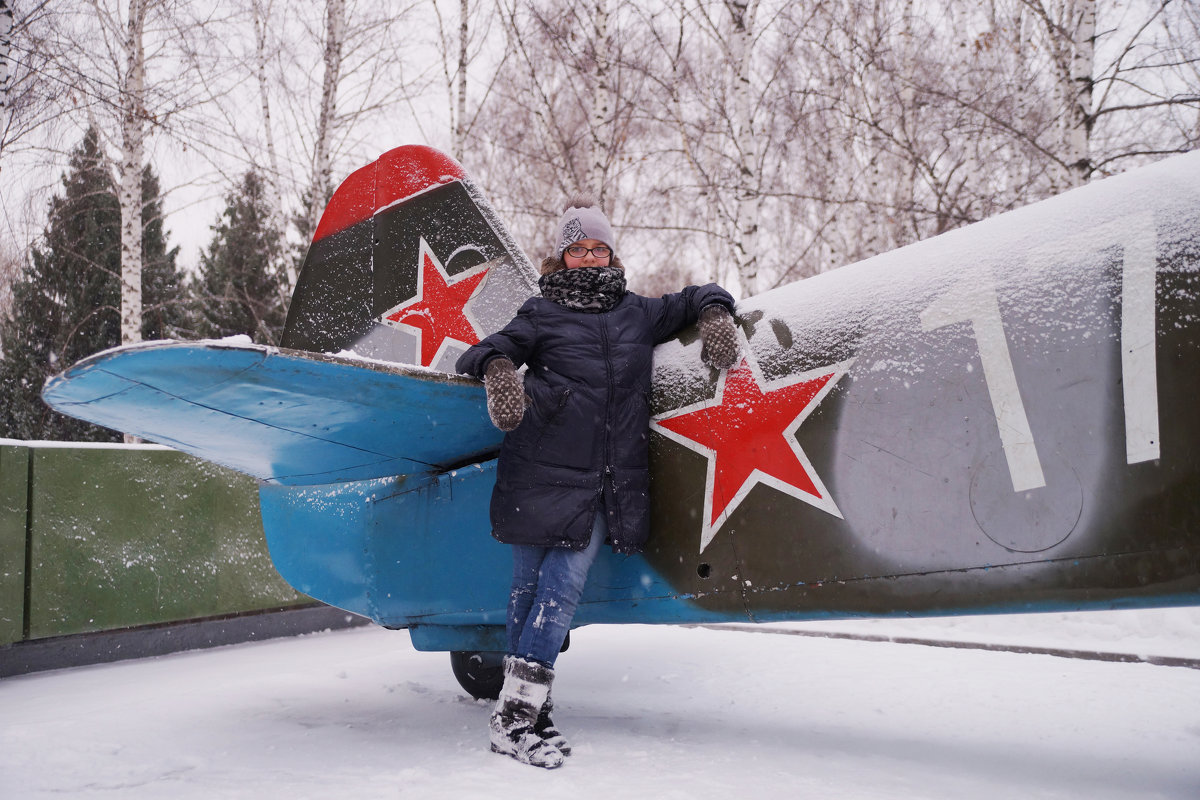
[483, 357, 527, 431]
[698, 305, 741, 370]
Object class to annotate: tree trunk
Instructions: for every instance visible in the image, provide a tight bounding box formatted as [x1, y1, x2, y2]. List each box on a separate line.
[891, 0, 917, 251]
[306, 0, 345, 241]
[119, 0, 147, 348]
[727, 0, 760, 295]
[454, 0, 468, 160]
[588, 0, 611, 202]
[1065, 0, 1095, 186]
[253, 0, 292, 293]
[1, 0, 12, 111]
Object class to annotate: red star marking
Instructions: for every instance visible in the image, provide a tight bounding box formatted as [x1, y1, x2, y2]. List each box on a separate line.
[653, 357, 850, 552]
[379, 240, 488, 367]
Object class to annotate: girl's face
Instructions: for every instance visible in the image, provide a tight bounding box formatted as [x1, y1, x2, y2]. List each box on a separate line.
[562, 238, 612, 269]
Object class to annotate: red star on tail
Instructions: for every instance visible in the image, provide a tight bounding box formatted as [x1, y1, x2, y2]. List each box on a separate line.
[379, 240, 488, 367]
[652, 357, 850, 552]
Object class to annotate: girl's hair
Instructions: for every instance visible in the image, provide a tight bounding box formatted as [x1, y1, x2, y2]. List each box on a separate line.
[540, 255, 567, 276]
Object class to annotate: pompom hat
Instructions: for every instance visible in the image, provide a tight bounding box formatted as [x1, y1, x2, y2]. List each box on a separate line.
[553, 200, 616, 259]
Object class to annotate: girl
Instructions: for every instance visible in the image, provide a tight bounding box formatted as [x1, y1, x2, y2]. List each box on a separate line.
[456, 198, 739, 768]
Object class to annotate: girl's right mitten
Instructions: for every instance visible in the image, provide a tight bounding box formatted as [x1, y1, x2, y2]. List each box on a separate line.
[483, 357, 527, 431]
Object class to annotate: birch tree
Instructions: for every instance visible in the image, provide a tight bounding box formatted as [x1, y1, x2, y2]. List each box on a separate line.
[431, 0, 508, 162]
[1019, 0, 1199, 186]
[302, 0, 344, 241]
[587, 0, 612, 201]
[433, 0, 472, 160]
[0, 127, 182, 441]
[270, 0, 421, 250]
[1064, 0, 1095, 186]
[20, 1, 235, 355]
[628, 0, 781, 292]
[118, 0, 147, 346]
[453, 0, 469, 159]
[1, 0, 12, 111]
[252, 0, 292, 292]
[724, 0, 761, 295]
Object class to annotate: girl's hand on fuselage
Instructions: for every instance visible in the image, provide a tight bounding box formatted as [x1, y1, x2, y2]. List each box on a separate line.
[698, 305, 741, 370]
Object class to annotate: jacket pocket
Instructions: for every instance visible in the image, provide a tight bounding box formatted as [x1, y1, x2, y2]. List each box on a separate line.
[529, 383, 571, 426]
[526, 383, 571, 448]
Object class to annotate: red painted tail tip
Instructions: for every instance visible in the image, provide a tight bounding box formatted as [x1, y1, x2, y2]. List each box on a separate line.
[311, 145, 468, 243]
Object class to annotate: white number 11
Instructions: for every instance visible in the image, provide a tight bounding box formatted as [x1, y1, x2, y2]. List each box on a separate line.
[919, 212, 1160, 495]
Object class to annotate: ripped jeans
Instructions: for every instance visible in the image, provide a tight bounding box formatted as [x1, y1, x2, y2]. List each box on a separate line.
[506, 509, 607, 668]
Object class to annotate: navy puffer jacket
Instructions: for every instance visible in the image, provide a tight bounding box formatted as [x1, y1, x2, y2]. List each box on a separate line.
[456, 283, 734, 553]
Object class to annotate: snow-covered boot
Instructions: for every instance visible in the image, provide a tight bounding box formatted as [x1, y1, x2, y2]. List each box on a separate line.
[489, 657, 565, 769]
[535, 694, 572, 756]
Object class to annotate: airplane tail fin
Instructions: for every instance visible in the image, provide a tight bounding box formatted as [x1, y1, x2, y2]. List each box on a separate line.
[281, 145, 539, 372]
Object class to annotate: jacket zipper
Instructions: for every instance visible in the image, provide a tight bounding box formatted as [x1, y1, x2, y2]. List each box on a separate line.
[599, 316, 619, 541]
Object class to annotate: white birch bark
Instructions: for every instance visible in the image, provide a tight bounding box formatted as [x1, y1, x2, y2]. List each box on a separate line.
[1027, 0, 1081, 192]
[860, 15, 887, 263]
[726, 0, 760, 295]
[253, 0, 292, 292]
[306, 0, 345, 241]
[891, 0, 917, 251]
[119, 0, 147, 347]
[1, 0, 12, 110]
[454, 0, 468, 160]
[588, 0, 611, 202]
[1065, 0, 1095, 186]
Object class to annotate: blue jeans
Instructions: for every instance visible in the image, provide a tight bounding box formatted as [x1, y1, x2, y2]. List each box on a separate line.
[506, 510, 607, 667]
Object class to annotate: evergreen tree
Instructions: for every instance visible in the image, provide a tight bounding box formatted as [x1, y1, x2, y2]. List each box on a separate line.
[191, 170, 288, 344]
[139, 166, 188, 341]
[0, 127, 184, 441]
[289, 182, 332, 290]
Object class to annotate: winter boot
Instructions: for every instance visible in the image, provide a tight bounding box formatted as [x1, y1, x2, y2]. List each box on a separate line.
[534, 694, 572, 756]
[489, 657, 565, 769]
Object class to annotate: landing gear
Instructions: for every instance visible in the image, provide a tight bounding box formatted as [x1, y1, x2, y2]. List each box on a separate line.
[450, 650, 505, 699]
[449, 633, 570, 700]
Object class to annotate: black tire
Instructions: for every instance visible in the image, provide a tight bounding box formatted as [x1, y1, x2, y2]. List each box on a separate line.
[449, 650, 505, 700]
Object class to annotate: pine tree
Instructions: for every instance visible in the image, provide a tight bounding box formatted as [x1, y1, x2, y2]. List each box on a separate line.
[191, 170, 288, 344]
[0, 127, 184, 441]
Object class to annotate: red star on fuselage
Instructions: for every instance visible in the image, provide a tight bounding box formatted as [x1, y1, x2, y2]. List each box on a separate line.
[652, 356, 851, 552]
[379, 239, 488, 367]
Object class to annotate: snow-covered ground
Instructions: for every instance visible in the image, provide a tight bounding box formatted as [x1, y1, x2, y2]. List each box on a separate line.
[3, 610, 1199, 799]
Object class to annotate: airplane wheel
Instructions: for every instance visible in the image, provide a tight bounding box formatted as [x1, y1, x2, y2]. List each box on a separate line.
[450, 650, 505, 700]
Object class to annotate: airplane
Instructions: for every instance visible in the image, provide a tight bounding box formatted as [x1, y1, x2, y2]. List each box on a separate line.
[43, 145, 1200, 699]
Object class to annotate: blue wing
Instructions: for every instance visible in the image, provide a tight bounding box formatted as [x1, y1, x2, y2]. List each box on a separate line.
[41, 340, 502, 485]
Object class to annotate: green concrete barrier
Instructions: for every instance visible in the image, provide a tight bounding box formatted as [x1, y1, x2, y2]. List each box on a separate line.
[1, 441, 307, 646]
[0, 445, 29, 645]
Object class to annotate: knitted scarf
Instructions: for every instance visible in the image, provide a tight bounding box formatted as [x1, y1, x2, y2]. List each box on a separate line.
[539, 266, 627, 313]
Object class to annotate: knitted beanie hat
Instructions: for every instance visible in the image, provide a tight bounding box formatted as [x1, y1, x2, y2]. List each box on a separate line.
[553, 198, 616, 258]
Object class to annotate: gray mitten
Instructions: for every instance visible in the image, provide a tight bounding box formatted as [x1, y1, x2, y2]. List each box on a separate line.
[483, 357, 527, 432]
[698, 305, 740, 370]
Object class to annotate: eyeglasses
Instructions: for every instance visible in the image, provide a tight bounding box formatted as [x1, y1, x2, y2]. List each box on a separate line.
[564, 245, 612, 259]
